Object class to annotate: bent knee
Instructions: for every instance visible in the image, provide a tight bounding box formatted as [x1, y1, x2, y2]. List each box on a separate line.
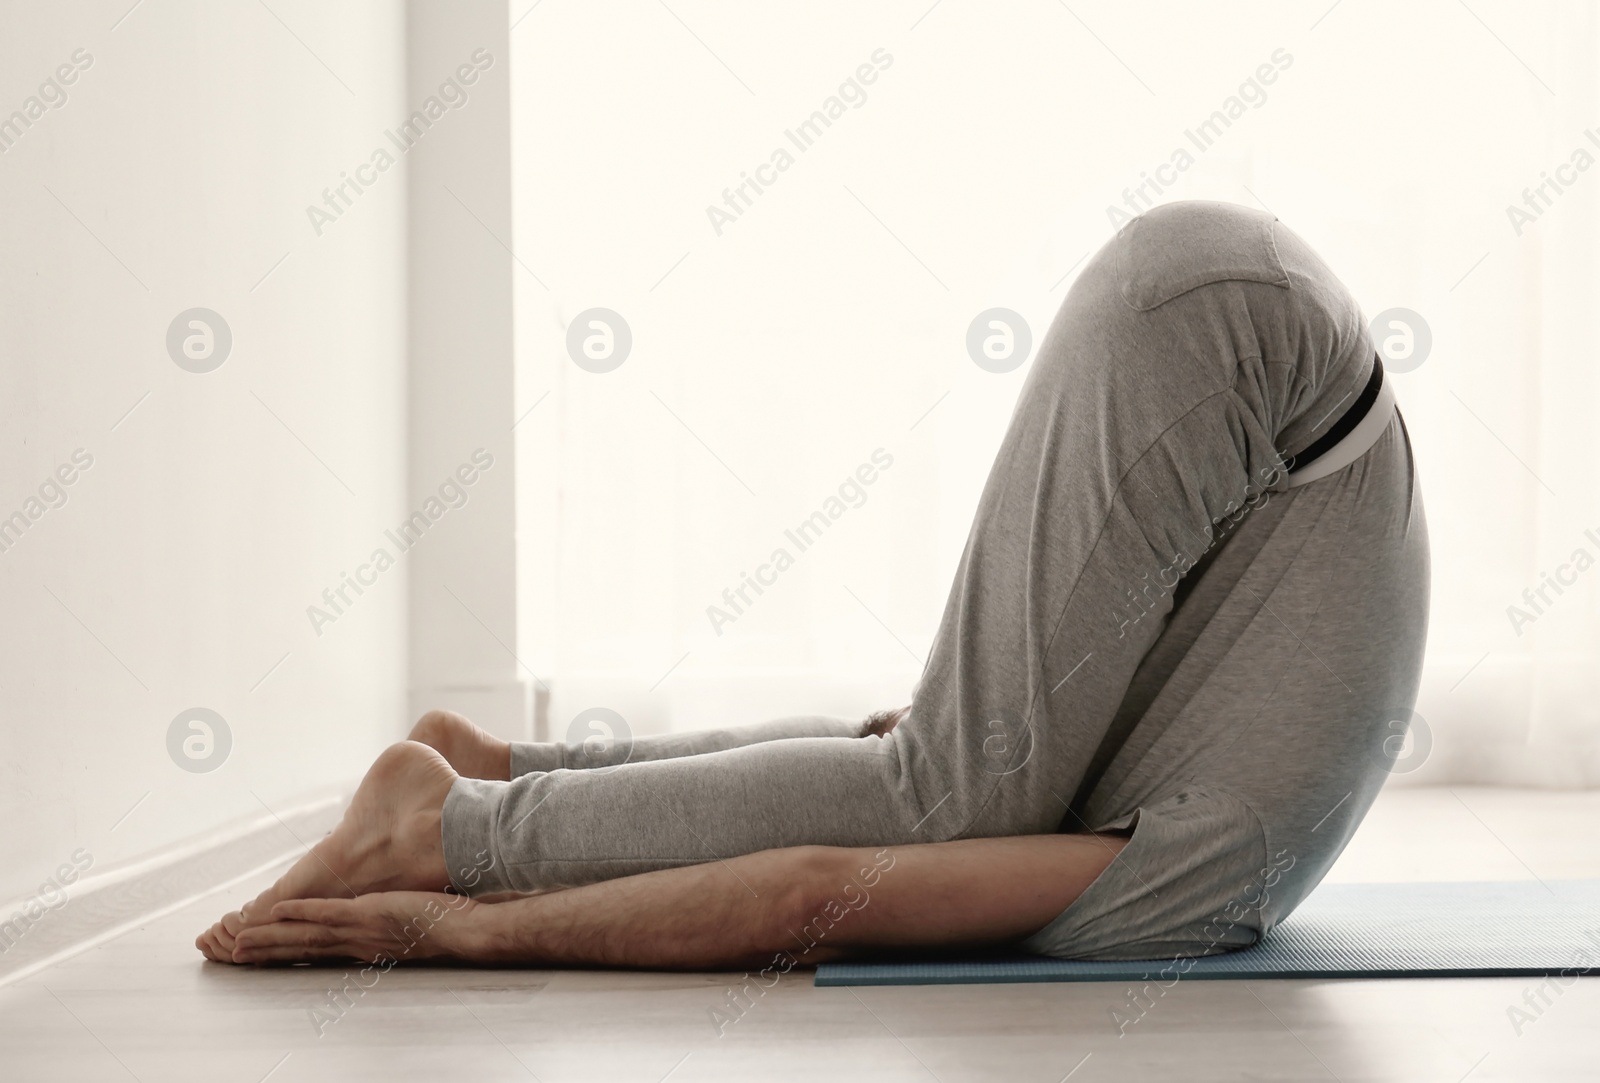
[1019, 787, 1295, 962]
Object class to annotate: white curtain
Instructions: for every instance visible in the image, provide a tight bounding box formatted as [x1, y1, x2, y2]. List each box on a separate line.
[509, 0, 1600, 786]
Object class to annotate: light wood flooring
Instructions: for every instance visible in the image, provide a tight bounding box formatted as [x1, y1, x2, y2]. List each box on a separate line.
[3, 785, 1596, 1082]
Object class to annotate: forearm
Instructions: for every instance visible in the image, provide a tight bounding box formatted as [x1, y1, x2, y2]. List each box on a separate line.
[467, 846, 831, 969]
[462, 832, 1126, 969]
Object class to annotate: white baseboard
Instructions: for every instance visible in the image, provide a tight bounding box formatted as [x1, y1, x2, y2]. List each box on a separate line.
[0, 790, 349, 989]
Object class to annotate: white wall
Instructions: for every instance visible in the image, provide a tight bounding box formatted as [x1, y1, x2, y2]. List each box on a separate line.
[2, 0, 1595, 918]
[405, 0, 534, 743]
[512, 1, 1600, 784]
[0, 0, 409, 903]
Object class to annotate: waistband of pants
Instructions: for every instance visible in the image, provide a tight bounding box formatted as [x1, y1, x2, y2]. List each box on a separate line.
[1283, 353, 1395, 489]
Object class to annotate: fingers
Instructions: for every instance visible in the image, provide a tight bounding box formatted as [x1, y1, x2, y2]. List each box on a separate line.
[233, 920, 369, 964]
[227, 900, 365, 964]
[231, 943, 374, 965]
[270, 898, 361, 924]
[234, 919, 347, 952]
[203, 894, 375, 964]
[213, 919, 238, 954]
[226, 892, 471, 964]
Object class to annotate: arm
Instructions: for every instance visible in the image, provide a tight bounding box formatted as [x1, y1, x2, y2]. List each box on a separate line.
[229, 832, 1126, 967]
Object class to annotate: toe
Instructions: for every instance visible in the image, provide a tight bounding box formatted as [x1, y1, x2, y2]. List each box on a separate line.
[214, 921, 237, 953]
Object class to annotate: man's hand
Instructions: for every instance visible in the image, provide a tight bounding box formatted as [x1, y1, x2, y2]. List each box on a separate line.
[227, 893, 487, 966]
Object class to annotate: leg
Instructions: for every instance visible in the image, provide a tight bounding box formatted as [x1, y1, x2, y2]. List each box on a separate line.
[408, 709, 879, 781]
[1024, 416, 1428, 959]
[227, 437, 1426, 970]
[434, 202, 1383, 895]
[209, 202, 1385, 928]
[509, 713, 882, 775]
[206, 709, 892, 952]
[198, 741, 459, 959]
[205, 709, 898, 952]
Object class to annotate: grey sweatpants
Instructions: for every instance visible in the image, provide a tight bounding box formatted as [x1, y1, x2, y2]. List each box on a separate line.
[443, 201, 1429, 960]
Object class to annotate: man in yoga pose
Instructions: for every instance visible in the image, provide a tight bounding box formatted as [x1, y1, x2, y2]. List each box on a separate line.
[199, 201, 1428, 969]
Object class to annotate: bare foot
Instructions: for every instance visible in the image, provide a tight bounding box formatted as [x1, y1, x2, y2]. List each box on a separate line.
[221, 741, 456, 944]
[408, 709, 512, 781]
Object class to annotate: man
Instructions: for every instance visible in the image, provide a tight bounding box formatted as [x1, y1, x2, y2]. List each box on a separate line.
[200, 201, 1428, 969]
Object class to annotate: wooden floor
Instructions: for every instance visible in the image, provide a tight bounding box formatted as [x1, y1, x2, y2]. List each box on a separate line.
[3, 786, 1597, 1082]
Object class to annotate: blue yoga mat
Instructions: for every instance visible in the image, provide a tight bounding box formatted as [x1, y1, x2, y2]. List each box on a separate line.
[814, 880, 1600, 986]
